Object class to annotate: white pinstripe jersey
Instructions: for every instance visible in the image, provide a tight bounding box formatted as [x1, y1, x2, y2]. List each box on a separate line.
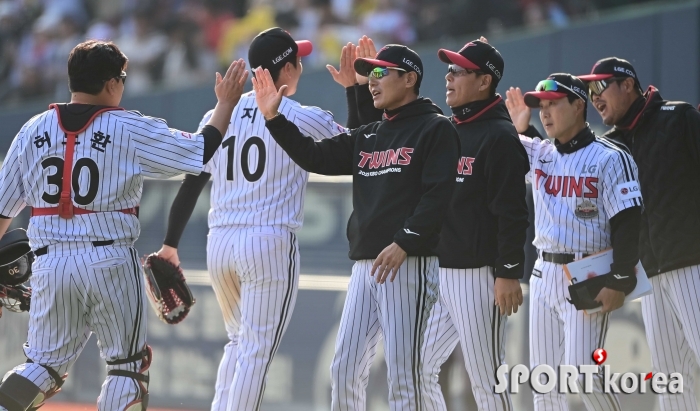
[0, 108, 205, 248]
[201, 92, 346, 231]
[520, 133, 642, 254]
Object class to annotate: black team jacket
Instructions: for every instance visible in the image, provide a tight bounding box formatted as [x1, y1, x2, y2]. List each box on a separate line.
[264, 97, 460, 260]
[604, 86, 700, 276]
[438, 96, 530, 279]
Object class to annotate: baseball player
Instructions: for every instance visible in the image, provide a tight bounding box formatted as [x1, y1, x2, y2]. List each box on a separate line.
[0, 40, 247, 411]
[578, 57, 700, 410]
[504, 74, 641, 411]
[155, 28, 348, 411]
[252, 44, 460, 411]
[419, 39, 529, 411]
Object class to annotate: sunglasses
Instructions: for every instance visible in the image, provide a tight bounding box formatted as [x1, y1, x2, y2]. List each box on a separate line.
[535, 79, 585, 101]
[113, 71, 127, 85]
[369, 66, 407, 79]
[447, 64, 483, 77]
[586, 77, 625, 98]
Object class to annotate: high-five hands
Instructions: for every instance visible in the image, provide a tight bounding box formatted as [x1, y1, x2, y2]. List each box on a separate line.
[355, 36, 378, 85]
[327, 42, 358, 88]
[252, 67, 287, 120]
[214, 59, 249, 106]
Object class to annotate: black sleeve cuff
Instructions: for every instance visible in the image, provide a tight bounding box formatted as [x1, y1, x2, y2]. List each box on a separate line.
[522, 125, 542, 139]
[201, 125, 223, 164]
[494, 263, 525, 279]
[346, 85, 361, 129]
[605, 272, 638, 295]
[163, 172, 211, 248]
[265, 113, 289, 129]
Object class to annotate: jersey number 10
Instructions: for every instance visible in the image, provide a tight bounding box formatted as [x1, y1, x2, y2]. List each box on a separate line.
[222, 136, 266, 182]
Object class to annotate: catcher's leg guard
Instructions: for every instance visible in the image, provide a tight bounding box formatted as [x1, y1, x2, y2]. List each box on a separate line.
[0, 363, 66, 411]
[102, 346, 152, 411]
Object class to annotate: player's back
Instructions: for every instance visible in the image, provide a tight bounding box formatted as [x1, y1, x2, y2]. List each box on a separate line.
[204, 92, 344, 231]
[1, 105, 204, 248]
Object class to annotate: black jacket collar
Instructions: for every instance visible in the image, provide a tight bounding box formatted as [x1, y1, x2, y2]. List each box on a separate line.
[615, 86, 662, 131]
[384, 97, 443, 121]
[451, 95, 508, 124]
[555, 125, 596, 154]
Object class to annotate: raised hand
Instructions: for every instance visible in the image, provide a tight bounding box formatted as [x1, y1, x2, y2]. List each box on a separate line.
[252, 67, 287, 120]
[215, 59, 249, 107]
[505, 86, 532, 134]
[355, 35, 378, 85]
[327, 42, 358, 88]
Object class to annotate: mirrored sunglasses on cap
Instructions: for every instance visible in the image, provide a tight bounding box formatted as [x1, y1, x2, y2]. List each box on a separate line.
[536, 79, 584, 100]
[369, 66, 407, 79]
[586, 77, 625, 98]
[447, 64, 483, 76]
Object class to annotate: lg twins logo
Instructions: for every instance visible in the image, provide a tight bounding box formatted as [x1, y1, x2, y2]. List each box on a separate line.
[358, 147, 413, 177]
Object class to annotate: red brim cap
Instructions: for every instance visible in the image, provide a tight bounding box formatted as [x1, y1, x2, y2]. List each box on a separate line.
[578, 73, 614, 82]
[296, 40, 313, 57]
[523, 91, 569, 108]
[437, 49, 480, 70]
[353, 58, 399, 76]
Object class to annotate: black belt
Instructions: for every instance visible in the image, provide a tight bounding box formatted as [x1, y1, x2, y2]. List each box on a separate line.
[35, 240, 115, 257]
[541, 251, 590, 265]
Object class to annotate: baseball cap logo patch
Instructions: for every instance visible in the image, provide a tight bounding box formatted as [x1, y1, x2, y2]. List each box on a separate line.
[272, 47, 293, 65]
[403, 58, 422, 76]
[614, 66, 636, 78]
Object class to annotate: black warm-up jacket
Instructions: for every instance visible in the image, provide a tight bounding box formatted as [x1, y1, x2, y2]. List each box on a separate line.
[437, 96, 530, 279]
[265, 97, 460, 260]
[603, 86, 700, 277]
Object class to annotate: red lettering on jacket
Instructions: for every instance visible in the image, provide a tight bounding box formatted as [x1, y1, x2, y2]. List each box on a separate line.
[398, 147, 414, 165]
[358, 151, 373, 168]
[385, 149, 399, 166]
[370, 151, 386, 169]
[457, 157, 475, 175]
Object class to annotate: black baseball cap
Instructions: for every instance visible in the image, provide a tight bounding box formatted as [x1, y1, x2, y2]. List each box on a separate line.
[523, 73, 588, 108]
[438, 40, 504, 85]
[248, 27, 312, 71]
[354, 44, 423, 87]
[578, 57, 642, 90]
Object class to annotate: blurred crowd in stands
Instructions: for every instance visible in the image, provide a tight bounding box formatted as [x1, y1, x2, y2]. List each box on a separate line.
[0, 0, 675, 105]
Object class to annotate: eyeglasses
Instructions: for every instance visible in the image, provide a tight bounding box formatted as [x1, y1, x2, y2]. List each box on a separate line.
[586, 77, 624, 98]
[368, 66, 407, 79]
[535, 79, 585, 101]
[447, 64, 483, 77]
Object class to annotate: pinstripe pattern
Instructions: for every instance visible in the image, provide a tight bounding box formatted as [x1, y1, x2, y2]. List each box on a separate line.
[641, 264, 700, 411]
[200, 92, 346, 232]
[5, 244, 148, 410]
[529, 260, 621, 411]
[519, 134, 641, 254]
[195, 92, 342, 410]
[206, 226, 299, 411]
[0, 105, 205, 410]
[0, 108, 205, 249]
[421, 266, 512, 411]
[330, 257, 439, 411]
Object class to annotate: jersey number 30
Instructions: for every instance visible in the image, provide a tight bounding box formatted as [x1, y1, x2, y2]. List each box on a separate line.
[222, 136, 266, 182]
[41, 156, 99, 205]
